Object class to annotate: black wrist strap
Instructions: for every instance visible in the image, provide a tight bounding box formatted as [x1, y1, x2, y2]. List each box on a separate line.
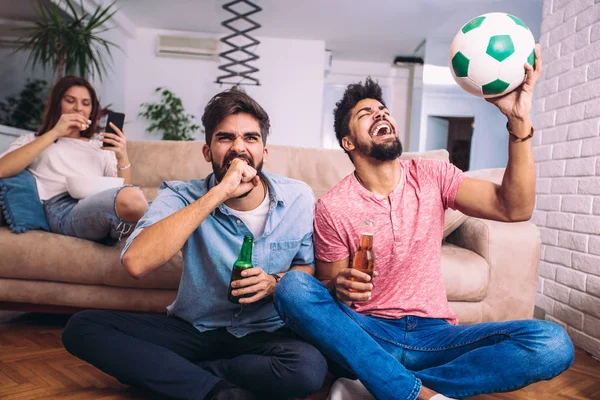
[506, 122, 534, 143]
[270, 273, 281, 284]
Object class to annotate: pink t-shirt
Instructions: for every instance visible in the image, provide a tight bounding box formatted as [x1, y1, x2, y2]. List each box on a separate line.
[314, 158, 467, 324]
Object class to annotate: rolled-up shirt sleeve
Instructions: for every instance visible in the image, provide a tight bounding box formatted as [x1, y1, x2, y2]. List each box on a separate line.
[437, 160, 467, 210]
[313, 199, 349, 263]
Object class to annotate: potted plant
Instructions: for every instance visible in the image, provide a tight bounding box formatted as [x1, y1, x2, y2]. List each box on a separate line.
[13, 0, 120, 82]
[0, 79, 49, 131]
[139, 88, 201, 141]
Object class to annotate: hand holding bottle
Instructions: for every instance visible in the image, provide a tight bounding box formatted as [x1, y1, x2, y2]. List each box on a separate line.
[334, 218, 376, 303]
[230, 267, 276, 304]
[333, 269, 373, 302]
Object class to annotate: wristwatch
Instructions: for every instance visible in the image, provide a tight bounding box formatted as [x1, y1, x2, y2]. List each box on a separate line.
[270, 273, 281, 284]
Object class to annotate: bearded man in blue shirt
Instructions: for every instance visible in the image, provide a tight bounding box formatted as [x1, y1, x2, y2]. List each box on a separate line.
[62, 88, 327, 400]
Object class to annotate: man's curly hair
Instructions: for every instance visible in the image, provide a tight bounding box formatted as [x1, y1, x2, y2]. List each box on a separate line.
[333, 77, 386, 152]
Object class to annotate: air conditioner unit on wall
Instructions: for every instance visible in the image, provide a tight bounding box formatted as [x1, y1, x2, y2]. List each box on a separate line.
[156, 35, 221, 60]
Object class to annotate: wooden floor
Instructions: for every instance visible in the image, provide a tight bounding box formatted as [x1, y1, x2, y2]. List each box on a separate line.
[1, 312, 599, 400]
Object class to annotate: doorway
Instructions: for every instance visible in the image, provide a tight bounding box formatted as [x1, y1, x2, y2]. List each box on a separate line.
[426, 116, 474, 171]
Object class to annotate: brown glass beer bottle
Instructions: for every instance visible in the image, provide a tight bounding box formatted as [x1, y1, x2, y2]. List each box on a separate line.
[228, 235, 254, 304]
[351, 218, 375, 280]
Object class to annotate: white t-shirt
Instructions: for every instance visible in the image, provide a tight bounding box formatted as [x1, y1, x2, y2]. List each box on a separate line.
[0, 133, 118, 200]
[224, 186, 270, 238]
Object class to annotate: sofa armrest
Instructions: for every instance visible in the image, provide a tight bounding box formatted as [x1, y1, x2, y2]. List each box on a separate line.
[445, 217, 541, 321]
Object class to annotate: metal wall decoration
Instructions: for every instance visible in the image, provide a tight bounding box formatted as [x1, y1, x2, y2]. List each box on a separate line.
[216, 0, 262, 85]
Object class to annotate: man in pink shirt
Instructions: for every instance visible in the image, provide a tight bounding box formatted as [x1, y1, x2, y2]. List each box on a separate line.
[274, 46, 574, 400]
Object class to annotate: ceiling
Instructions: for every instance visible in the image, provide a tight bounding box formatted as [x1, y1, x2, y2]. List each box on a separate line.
[0, 0, 71, 22]
[116, 0, 544, 63]
[0, 0, 47, 21]
[0, 0, 544, 63]
[0, 0, 67, 42]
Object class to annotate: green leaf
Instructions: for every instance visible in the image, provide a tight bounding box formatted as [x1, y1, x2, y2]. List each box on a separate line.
[138, 87, 203, 141]
[13, 0, 121, 82]
[0, 78, 49, 130]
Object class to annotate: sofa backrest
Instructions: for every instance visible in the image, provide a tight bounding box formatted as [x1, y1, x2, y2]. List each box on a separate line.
[127, 140, 450, 201]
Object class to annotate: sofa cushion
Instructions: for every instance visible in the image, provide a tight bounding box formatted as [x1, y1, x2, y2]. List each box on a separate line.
[262, 145, 450, 199]
[127, 140, 211, 192]
[0, 225, 489, 303]
[0, 227, 181, 290]
[126, 140, 451, 200]
[0, 278, 176, 313]
[127, 140, 463, 234]
[443, 209, 468, 239]
[464, 167, 504, 183]
[441, 168, 505, 239]
[0, 169, 50, 233]
[441, 243, 489, 302]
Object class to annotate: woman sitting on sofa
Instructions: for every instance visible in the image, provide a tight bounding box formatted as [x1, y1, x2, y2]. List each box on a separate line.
[0, 76, 147, 243]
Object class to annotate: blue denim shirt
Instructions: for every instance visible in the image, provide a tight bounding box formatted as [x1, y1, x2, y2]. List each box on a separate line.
[121, 172, 315, 337]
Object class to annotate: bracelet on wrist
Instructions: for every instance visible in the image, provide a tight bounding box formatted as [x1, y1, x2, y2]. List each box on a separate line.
[117, 163, 131, 171]
[270, 273, 281, 284]
[506, 122, 534, 143]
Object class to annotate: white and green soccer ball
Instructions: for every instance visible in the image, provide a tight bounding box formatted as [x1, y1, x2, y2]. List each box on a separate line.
[449, 12, 536, 98]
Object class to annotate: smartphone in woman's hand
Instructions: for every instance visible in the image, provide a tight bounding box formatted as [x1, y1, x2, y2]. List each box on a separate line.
[103, 112, 125, 147]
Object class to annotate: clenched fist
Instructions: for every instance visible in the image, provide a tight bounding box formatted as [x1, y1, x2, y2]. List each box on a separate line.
[218, 158, 260, 199]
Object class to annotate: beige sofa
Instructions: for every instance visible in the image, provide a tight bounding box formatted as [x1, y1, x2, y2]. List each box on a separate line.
[0, 140, 541, 323]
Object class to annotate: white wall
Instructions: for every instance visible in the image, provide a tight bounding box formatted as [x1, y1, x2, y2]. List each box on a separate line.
[82, 0, 136, 113]
[408, 65, 424, 152]
[322, 59, 412, 149]
[532, 0, 600, 359]
[91, 27, 131, 113]
[124, 28, 325, 148]
[426, 116, 449, 151]
[421, 86, 509, 170]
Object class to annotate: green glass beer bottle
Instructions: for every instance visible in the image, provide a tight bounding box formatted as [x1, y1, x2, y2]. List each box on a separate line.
[227, 235, 254, 304]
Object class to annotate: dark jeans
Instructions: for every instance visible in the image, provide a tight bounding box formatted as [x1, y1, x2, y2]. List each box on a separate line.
[62, 310, 327, 400]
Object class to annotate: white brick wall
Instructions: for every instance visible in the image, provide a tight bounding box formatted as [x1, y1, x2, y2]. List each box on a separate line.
[535, 0, 600, 358]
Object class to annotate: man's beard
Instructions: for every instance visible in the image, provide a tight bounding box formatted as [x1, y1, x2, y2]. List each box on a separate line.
[355, 136, 403, 161]
[212, 152, 264, 199]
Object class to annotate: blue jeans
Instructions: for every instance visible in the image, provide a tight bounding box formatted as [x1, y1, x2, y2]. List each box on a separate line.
[274, 271, 575, 400]
[62, 310, 327, 399]
[44, 187, 136, 244]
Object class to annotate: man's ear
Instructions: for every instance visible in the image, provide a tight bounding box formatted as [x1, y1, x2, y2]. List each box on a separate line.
[202, 143, 211, 162]
[262, 146, 269, 165]
[341, 136, 355, 153]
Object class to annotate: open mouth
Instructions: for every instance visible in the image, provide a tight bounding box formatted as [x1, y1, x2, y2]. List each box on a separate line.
[371, 123, 393, 137]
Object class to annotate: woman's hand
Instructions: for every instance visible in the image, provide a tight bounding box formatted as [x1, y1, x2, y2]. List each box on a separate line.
[101, 122, 129, 163]
[52, 113, 92, 138]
